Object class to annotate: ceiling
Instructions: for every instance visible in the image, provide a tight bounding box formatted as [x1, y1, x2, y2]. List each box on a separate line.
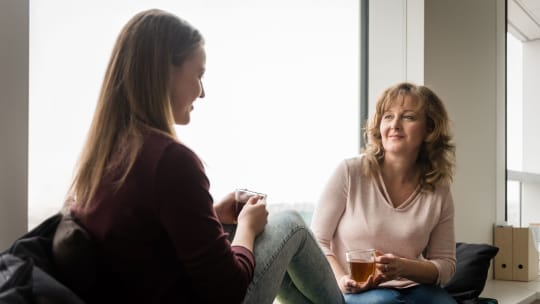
[508, 0, 540, 42]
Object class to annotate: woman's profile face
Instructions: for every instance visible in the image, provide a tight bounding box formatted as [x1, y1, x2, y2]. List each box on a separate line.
[169, 45, 206, 125]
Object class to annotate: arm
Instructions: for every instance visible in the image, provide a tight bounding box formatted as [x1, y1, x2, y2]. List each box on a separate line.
[376, 253, 439, 284]
[311, 160, 349, 256]
[155, 144, 255, 303]
[311, 160, 361, 292]
[424, 188, 456, 285]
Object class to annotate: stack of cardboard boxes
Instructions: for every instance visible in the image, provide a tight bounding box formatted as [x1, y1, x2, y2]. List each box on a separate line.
[494, 226, 539, 281]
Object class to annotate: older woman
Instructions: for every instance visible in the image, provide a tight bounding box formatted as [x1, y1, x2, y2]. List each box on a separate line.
[312, 82, 457, 304]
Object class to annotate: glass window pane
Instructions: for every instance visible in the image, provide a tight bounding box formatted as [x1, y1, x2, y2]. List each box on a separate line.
[506, 180, 521, 227]
[29, 1, 360, 228]
[506, 32, 522, 172]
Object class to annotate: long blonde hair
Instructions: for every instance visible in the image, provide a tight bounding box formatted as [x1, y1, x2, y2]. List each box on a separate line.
[68, 9, 203, 209]
[362, 82, 456, 191]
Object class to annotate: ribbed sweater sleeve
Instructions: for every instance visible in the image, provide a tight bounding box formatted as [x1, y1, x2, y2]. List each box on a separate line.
[155, 143, 255, 303]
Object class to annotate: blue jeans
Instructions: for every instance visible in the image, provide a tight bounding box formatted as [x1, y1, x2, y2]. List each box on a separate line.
[343, 285, 457, 304]
[225, 210, 344, 304]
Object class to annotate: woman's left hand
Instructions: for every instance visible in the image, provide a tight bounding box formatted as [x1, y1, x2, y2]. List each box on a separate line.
[376, 252, 403, 281]
[213, 192, 237, 224]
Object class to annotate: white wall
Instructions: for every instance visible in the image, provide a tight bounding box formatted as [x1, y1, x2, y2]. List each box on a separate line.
[522, 39, 540, 226]
[368, 0, 424, 111]
[368, 0, 406, 110]
[406, 0, 424, 84]
[370, 0, 505, 244]
[424, 0, 504, 243]
[0, 0, 29, 249]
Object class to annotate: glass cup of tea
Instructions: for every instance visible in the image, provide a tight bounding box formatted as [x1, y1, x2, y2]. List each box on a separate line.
[346, 249, 376, 283]
[234, 188, 267, 220]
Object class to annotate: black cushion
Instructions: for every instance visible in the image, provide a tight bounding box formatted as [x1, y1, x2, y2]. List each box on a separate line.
[443, 242, 499, 302]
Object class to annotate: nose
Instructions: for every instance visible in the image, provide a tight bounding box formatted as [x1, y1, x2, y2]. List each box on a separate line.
[199, 80, 205, 98]
[390, 118, 400, 130]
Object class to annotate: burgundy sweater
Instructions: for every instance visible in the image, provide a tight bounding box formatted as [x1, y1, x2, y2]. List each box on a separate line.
[72, 131, 254, 303]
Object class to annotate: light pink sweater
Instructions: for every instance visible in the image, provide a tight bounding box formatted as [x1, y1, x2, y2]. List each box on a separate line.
[311, 156, 456, 288]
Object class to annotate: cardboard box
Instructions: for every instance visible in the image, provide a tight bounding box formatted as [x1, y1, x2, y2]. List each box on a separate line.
[494, 226, 539, 281]
[494, 226, 513, 280]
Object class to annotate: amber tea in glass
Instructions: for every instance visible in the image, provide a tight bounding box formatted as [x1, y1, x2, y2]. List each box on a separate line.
[346, 249, 376, 283]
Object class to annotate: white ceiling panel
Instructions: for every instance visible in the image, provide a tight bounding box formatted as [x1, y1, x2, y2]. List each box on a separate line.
[508, 0, 540, 42]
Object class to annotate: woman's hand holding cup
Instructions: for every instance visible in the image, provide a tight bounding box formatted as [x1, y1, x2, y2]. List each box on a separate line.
[237, 195, 268, 236]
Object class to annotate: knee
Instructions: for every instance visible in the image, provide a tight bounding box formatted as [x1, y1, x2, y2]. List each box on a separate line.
[265, 209, 311, 242]
[271, 209, 307, 229]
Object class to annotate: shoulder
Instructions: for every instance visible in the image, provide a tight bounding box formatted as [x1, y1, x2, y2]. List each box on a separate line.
[422, 184, 454, 211]
[343, 154, 364, 167]
[325, 155, 370, 187]
[140, 131, 203, 174]
[143, 130, 195, 156]
[430, 184, 452, 200]
[340, 154, 367, 176]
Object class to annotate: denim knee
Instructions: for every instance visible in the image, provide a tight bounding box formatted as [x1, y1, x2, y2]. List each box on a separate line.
[271, 210, 306, 229]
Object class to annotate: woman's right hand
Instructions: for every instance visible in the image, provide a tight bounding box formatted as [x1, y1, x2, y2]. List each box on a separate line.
[236, 195, 268, 236]
[339, 274, 381, 294]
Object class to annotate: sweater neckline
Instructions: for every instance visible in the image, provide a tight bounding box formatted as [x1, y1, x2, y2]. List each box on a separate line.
[376, 170, 421, 210]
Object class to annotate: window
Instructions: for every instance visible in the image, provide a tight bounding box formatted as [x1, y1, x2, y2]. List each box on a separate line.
[506, 29, 540, 228]
[506, 32, 523, 227]
[29, 1, 361, 228]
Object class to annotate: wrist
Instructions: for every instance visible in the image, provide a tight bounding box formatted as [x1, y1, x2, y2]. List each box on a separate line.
[397, 257, 409, 277]
[231, 224, 256, 251]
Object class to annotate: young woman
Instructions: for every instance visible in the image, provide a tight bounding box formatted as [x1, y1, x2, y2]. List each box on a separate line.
[68, 9, 343, 304]
[311, 82, 457, 304]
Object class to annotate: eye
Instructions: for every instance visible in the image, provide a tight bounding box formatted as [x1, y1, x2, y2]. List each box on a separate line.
[403, 115, 416, 120]
[383, 114, 393, 120]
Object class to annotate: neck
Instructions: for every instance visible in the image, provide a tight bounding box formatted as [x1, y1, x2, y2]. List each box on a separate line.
[380, 155, 419, 185]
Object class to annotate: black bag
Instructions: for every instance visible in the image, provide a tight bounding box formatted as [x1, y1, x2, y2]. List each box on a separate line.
[0, 213, 86, 304]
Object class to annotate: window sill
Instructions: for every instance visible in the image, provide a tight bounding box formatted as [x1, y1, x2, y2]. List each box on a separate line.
[481, 278, 540, 304]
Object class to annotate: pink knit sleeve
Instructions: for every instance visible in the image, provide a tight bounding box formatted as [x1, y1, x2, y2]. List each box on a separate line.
[311, 160, 349, 256]
[425, 188, 456, 285]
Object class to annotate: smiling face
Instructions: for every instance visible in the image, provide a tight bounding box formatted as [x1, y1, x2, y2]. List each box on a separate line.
[169, 45, 206, 125]
[379, 95, 428, 159]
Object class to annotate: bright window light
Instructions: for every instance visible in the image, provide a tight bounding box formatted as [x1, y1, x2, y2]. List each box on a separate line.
[506, 32, 522, 172]
[29, 0, 360, 228]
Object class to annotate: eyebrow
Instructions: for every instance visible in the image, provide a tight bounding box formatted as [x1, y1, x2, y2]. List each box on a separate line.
[383, 108, 419, 113]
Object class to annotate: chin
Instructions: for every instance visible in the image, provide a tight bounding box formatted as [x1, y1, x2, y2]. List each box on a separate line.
[174, 118, 190, 126]
[174, 116, 190, 125]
